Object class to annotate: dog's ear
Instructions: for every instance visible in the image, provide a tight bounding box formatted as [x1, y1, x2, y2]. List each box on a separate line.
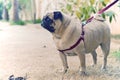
[54, 11, 63, 21]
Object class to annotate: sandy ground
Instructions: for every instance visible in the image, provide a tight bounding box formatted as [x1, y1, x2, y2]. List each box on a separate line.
[0, 22, 120, 80]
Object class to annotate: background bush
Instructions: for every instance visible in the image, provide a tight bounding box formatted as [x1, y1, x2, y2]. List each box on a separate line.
[60, 0, 116, 23]
[112, 50, 120, 60]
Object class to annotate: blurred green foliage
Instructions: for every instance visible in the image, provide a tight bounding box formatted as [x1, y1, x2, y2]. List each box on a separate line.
[6, 0, 12, 11]
[10, 20, 26, 25]
[111, 34, 120, 39]
[34, 19, 42, 24]
[25, 19, 42, 24]
[60, 0, 116, 23]
[1, 0, 119, 25]
[19, 0, 31, 11]
[112, 50, 120, 60]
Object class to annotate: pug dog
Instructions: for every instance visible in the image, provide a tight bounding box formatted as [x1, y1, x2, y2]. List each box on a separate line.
[41, 11, 110, 75]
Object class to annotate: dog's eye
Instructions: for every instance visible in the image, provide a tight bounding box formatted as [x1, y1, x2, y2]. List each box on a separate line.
[46, 17, 50, 21]
[45, 17, 53, 24]
[45, 17, 50, 21]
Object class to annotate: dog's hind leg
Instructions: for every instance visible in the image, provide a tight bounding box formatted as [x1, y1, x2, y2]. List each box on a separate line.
[100, 41, 110, 70]
[91, 50, 97, 66]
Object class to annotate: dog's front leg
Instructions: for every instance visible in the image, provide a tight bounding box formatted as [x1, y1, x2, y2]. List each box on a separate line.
[78, 53, 86, 76]
[59, 52, 68, 73]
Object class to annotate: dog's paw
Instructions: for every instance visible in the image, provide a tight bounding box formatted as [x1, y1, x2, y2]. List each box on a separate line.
[101, 66, 107, 71]
[101, 68, 107, 72]
[79, 71, 88, 76]
[56, 68, 68, 74]
[91, 64, 97, 67]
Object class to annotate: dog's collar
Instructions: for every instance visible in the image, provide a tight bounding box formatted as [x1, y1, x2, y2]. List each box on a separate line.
[58, 26, 85, 53]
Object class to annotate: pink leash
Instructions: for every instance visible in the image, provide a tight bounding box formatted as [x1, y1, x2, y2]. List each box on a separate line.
[86, 0, 119, 24]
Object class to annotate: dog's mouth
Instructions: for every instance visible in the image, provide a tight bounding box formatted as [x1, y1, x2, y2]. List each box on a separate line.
[41, 16, 55, 33]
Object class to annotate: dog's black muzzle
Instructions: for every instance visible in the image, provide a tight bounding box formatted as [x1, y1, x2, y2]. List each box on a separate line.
[41, 16, 55, 33]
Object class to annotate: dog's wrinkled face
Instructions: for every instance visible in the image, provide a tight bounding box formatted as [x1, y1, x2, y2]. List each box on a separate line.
[41, 11, 63, 33]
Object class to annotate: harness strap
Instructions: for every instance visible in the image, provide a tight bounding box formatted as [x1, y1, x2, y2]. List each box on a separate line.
[58, 27, 84, 53]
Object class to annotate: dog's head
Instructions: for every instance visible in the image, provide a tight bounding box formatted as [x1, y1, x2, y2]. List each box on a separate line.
[41, 11, 63, 33]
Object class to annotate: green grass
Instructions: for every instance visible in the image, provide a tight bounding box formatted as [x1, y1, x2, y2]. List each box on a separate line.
[112, 50, 120, 60]
[1, 18, 42, 26]
[23, 19, 42, 24]
[0, 19, 9, 22]
[111, 34, 120, 39]
[34, 19, 42, 24]
[10, 20, 26, 25]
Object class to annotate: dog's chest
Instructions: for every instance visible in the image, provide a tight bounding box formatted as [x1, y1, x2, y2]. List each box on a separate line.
[53, 37, 63, 49]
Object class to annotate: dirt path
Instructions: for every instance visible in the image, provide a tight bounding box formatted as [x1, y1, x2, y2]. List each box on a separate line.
[0, 22, 120, 80]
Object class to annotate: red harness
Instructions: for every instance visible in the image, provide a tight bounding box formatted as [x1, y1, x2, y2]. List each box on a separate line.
[58, 26, 85, 53]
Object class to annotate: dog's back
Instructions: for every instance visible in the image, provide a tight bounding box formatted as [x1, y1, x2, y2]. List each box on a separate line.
[83, 17, 110, 53]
